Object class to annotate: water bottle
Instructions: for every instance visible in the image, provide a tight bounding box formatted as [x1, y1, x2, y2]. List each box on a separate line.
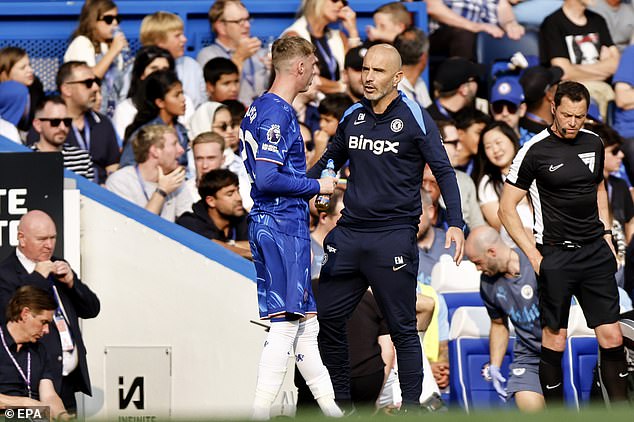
[315, 159, 336, 212]
[112, 26, 129, 53]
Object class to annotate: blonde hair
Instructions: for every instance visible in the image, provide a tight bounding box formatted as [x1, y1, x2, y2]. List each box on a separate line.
[272, 36, 314, 71]
[192, 131, 225, 151]
[132, 124, 176, 163]
[300, 0, 327, 20]
[140, 11, 184, 46]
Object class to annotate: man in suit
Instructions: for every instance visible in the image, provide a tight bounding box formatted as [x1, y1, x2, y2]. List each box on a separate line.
[0, 210, 100, 413]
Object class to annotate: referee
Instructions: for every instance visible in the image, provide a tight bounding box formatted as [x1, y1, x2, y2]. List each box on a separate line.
[499, 81, 629, 405]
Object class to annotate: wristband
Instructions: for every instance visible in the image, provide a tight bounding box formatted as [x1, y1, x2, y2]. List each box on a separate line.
[155, 187, 168, 198]
[603, 229, 613, 236]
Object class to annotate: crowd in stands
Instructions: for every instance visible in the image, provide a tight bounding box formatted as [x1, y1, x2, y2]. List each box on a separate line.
[1, 0, 634, 412]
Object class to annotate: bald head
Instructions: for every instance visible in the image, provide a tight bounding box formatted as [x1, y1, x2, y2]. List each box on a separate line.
[465, 225, 509, 277]
[17, 210, 57, 262]
[365, 44, 402, 71]
[465, 225, 503, 257]
[362, 44, 403, 105]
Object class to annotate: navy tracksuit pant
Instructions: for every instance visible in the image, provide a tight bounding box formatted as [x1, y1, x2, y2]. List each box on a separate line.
[317, 225, 423, 405]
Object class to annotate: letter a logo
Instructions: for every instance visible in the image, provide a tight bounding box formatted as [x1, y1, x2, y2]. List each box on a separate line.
[119, 376, 145, 409]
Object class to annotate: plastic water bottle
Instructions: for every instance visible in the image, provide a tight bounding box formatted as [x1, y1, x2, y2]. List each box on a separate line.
[112, 26, 129, 53]
[315, 159, 336, 212]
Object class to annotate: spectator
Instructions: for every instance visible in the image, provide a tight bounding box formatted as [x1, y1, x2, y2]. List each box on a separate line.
[394, 27, 432, 108]
[64, 0, 127, 117]
[299, 122, 316, 165]
[112, 46, 194, 140]
[203, 57, 240, 102]
[0, 285, 70, 420]
[31, 96, 95, 180]
[106, 124, 192, 222]
[0, 47, 45, 132]
[427, 0, 525, 61]
[0, 80, 29, 143]
[366, 1, 412, 43]
[437, 119, 486, 231]
[197, 0, 270, 105]
[613, 45, 634, 167]
[184, 131, 225, 201]
[139, 11, 206, 107]
[589, 0, 634, 52]
[343, 46, 365, 102]
[176, 169, 251, 259]
[0, 210, 100, 413]
[53, 61, 120, 184]
[283, 0, 361, 94]
[292, 69, 322, 135]
[222, 99, 248, 130]
[540, 0, 620, 117]
[490, 77, 526, 137]
[518, 65, 563, 145]
[120, 69, 189, 170]
[472, 121, 533, 246]
[454, 107, 491, 173]
[426, 57, 480, 121]
[312, 93, 354, 165]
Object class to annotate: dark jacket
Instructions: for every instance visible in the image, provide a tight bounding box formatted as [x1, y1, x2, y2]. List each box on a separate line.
[0, 250, 100, 396]
[176, 200, 248, 242]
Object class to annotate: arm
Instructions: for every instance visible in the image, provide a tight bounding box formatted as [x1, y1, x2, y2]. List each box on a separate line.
[38, 379, 68, 420]
[212, 239, 253, 260]
[307, 121, 350, 179]
[0, 394, 41, 407]
[499, 183, 542, 272]
[598, 179, 617, 257]
[497, 0, 524, 40]
[552, 46, 620, 81]
[614, 82, 634, 110]
[416, 293, 435, 331]
[430, 341, 450, 389]
[426, 0, 504, 37]
[254, 160, 321, 197]
[480, 201, 503, 230]
[489, 317, 510, 367]
[378, 334, 395, 389]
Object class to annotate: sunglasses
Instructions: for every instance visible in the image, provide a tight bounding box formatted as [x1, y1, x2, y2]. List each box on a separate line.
[330, 0, 349, 5]
[98, 15, 121, 25]
[610, 146, 622, 156]
[491, 101, 519, 115]
[443, 139, 459, 146]
[65, 78, 102, 88]
[213, 122, 235, 131]
[38, 117, 73, 127]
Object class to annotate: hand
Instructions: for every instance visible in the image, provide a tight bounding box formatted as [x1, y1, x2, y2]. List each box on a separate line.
[365, 25, 391, 42]
[234, 37, 262, 63]
[445, 226, 465, 265]
[317, 176, 338, 195]
[529, 252, 543, 275]
[431, 362, 450, 389]
[605, 234, 618, 260]
[157, 166, 186, 195]
[34, 260, 55, 278]
[489, 365, 508, 401]
[111, 31, 128, 54]
[52, 260, 74, 288]
[338, 6, 358, 36]
[504, 21, 525, 40]
[478, 23, 505, 38]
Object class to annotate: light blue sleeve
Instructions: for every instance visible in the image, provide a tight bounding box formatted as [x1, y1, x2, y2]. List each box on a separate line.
[438, 294, 450, 341]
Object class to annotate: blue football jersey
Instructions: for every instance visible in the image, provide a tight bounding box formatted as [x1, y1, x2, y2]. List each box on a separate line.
[239, 93, 316, 239]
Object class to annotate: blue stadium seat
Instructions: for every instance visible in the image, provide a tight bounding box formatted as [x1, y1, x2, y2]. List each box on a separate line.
[442, 292, 484, 324]
[476, 29, 540, 70]
[448, 307, 515, 412]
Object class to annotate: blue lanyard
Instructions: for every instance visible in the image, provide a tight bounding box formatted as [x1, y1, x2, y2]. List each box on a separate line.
[435, 99, 451, 119]
[135, 165, 151, 202]
[307, 24, 337, 80]
[72, 115, 91, 151]
[214, 41, 256, 90]
[525, 112, 548, 126]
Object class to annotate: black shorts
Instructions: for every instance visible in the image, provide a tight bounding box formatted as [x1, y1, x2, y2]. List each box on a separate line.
[537, 238, 620, 330]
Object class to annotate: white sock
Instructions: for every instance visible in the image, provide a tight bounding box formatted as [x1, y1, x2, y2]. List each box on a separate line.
[252, 320, 299, 420]
[294, 318, 343, 417]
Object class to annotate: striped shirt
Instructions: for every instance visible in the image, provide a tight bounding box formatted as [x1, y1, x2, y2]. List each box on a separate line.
[31, 143, 95, 180]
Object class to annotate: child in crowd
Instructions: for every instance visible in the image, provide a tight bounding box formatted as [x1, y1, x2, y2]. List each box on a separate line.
[139, 11, 206, 107]
[203, 57, 240, 103]
[120, 69, 189, 172]
[366, 1, 412, 43]
[312, 93, 353, 166]
[64, 0, 127, 117]
[454, 107, 490, 175]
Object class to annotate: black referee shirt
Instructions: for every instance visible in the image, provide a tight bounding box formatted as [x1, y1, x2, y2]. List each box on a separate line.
[506, 127, 605, 245]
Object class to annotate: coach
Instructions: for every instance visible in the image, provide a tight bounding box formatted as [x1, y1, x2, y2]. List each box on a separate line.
[308, 43, 464, 411]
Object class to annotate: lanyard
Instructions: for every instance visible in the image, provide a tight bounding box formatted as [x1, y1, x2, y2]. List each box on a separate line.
[0, 325, 31, 398]
[525, 112, 548, 126]
[135, 165, 151, 202]
[435, 99, 451, 119]
[72, 116, 91, 151]
[214, 41, 256, 90]
[307, 24, 337, 80]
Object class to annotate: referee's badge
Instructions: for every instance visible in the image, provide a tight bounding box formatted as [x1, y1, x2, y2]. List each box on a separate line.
[521, 285, 533, 300]
[390, 118, 403, 133]
[512, 367, 526, 376]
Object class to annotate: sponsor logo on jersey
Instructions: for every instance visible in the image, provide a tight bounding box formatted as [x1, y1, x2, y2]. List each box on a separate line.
[521, 284, 534, 300]
[512, 367, 526, 376]
[246, 105, 257, 123]
[578, 152, 595, 172]
[348, 135, 399, 155]
[262, 143, 278, 153]
[390, 118, 403, 133]
[354, 113, 366, 125]
[266, 124, 282, 145]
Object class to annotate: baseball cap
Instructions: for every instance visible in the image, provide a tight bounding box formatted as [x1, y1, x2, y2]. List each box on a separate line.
[490, 77, 525, 105]
[519, 65, 563, 104]
[344, 46, 367, 71]
[434, 57, 480, 93]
